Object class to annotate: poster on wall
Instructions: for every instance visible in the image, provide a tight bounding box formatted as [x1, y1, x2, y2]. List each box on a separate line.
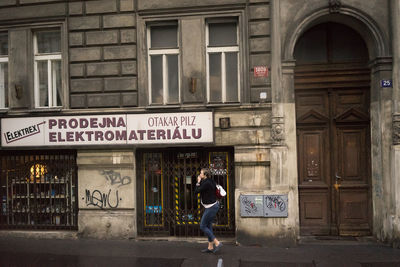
[1, 112, 213, 147]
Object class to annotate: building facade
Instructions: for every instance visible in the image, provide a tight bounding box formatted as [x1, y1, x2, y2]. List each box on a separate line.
[0, 0, 399, 247]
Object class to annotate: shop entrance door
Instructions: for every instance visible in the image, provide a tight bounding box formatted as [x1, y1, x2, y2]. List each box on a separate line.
[137, 148, 235, 237]
[294, 23, 372, 236]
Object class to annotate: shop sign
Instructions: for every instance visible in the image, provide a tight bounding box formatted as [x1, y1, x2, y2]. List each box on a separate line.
[1, 112, 213, 147]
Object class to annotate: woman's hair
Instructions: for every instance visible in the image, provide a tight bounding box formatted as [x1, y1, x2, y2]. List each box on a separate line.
[201, 168, 211, 178]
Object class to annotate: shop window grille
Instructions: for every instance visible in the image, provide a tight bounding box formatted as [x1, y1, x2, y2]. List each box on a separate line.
[0, 150, 77, 230]
[137, 148, 235, 237]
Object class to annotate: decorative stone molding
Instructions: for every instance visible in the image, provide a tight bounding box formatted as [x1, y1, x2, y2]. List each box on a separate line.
[329, 0, 341, 13]
[394, 114, 400, 145]
[272, 116, 285, 146]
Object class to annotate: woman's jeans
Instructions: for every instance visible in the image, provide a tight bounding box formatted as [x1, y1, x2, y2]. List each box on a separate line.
[200, 202, 220, 242]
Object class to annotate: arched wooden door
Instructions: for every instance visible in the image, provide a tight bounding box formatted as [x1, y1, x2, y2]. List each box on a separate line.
[294, 23, 372, 236]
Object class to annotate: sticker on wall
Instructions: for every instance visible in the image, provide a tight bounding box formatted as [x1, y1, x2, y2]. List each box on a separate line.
[254, 66, 269, 78]
[240, 195, 264, 217]
[263, 195, 288, 217]
[240, 194, 289, 218]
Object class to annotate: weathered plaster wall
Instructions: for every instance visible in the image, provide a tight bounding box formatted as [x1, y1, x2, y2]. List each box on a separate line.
[77, 150, 136, 239]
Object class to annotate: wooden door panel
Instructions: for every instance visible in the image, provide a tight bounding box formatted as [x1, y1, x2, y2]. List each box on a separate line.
[333, 89, 369, 119]
[336, 127, 369, 184]
[295, 91, 329, 120]
[299, 190, 330, 235]
[297, 128, 329, 186]
[338, 189, 370, 235]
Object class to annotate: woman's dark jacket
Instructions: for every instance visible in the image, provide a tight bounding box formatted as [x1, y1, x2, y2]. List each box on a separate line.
[194, 178, 217, 205]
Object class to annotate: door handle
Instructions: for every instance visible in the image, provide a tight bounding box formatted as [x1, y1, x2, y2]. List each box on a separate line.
[334, 172, 342, 191]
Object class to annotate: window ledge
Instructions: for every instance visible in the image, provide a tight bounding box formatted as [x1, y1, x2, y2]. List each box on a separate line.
[206, 103, 241, 108]
[146, 105, 181, 110]
[0, 108, 9, 114]
[28, 108, 63, 113]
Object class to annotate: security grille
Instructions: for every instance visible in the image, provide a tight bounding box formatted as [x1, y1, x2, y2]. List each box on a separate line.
[0, 150, 77, 230]
[137, 148, 235, 237]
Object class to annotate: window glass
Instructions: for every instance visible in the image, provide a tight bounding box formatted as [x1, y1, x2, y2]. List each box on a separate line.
[36, 30, 61, 54]
[38, 61, 49, 107]
[0, 63, 8, 108]
[52, 60, 62, 106]
[225, 52, 238, 102]
[0, 33, 8, 56]
[208, 22, 237, 46]
[167, 55, 179, 103]
[209, 53, 222, 102]
[294, 23, 368, 65]
[294, 24, 328, 64]
[0, 151, 78, 229]
[330, 23, 368, 63]
[34, 28, 62, 108]
[151, 55, 163, 104]
[150, 25, 178, 48]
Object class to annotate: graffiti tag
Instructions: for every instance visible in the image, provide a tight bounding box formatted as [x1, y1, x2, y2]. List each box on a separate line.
[101, 170, 131, 187]
[84, 189, 120, 209]
[265, 196, 286, 212]
[241, 196, 258, 214]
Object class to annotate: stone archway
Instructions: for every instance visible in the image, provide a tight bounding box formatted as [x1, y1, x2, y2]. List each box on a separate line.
[272, 1, 391, 241]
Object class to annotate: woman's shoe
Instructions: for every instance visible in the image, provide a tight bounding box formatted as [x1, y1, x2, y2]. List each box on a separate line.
[201, 248, 213, 253]
[212, 243, 223, 253]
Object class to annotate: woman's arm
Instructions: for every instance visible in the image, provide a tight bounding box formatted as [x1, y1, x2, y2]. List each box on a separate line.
[194, 179, 210, 194]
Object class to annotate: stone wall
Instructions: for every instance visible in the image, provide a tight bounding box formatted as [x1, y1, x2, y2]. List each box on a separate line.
[77, 150, 136, 239]
[68, 0, 138, 109]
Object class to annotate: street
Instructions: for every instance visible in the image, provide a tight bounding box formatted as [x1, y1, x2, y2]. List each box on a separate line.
[0, 236, 400, 267]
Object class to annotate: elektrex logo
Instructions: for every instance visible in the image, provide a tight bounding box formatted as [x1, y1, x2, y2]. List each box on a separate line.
[4, 121, 45, 144]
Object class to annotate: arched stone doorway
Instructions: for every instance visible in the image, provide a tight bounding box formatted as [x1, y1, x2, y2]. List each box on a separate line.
[294, 22, 372, 236]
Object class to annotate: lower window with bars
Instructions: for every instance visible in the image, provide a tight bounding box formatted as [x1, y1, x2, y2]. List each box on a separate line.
[0, 150, 78, 230]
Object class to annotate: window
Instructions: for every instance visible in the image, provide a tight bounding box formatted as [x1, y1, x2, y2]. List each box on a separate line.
[0, 151, 78, 230]
[0, 32, 8, 108]
[33, 29, 62, 108]
[206, 19, 240, 103]
[147, 23, 180, 105]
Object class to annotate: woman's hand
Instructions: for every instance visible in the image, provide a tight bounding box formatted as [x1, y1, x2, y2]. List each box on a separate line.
[197, 175, 202, 184]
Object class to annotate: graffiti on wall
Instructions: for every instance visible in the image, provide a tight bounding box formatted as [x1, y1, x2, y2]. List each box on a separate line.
[240, 195, 264, 217]
[84, 189, 120, 209]
[101, 170, 132, 187]
[83, 170, 132, 209]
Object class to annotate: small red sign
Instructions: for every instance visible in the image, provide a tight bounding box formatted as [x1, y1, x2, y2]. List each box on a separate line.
[254, 66, 269, 78]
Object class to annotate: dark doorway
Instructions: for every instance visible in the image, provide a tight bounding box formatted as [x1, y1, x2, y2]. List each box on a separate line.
[294, 23, 372, 236]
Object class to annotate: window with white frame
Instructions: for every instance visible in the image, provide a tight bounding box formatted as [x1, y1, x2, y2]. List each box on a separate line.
[147, 23, 180, 105]
[34, 29, 62, 108]
[0, 32, 8, 108]
[206, 19, 240, 103]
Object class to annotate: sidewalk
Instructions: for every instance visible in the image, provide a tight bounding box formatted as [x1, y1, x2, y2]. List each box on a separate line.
[0, 235, 400, 267]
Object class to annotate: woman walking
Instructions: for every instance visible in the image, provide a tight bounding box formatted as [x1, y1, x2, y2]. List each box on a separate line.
[194, 168, 223, 253]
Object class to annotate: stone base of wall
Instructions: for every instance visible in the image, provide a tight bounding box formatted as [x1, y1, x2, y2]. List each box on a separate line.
[235, 189, 298, 247]
[0, 230, 78, 239]
[78, 209, 136, 239]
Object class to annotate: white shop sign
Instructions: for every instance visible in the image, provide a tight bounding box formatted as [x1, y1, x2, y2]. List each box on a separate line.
[1, 112, 213, 147]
